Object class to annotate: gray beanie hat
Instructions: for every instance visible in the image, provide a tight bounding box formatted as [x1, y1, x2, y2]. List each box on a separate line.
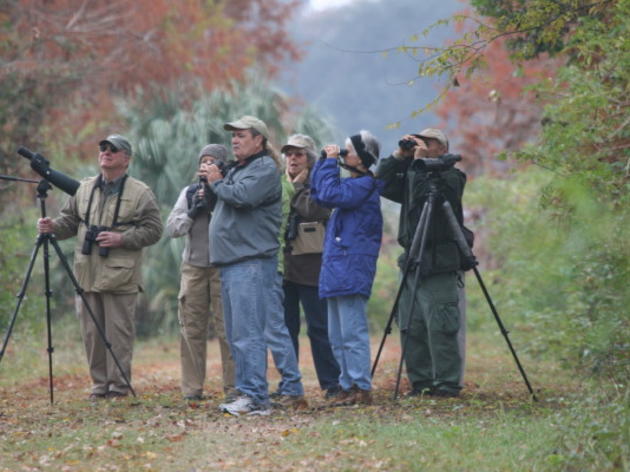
[198, 144, 229, 163]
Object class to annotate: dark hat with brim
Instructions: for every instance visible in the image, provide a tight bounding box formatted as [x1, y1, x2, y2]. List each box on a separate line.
[99, 134, 132, 155]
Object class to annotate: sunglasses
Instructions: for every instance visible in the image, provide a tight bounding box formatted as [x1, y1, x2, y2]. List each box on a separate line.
[99, 143, 120, 153]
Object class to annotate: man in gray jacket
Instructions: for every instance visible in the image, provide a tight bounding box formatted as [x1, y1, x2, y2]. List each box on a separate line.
[206, 115, 303, 416]
[165, 144, 235, 401]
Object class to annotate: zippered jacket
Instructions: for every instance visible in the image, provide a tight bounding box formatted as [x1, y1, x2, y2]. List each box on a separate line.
[310, 158, 383, 298]
[209, 152, 282, 266]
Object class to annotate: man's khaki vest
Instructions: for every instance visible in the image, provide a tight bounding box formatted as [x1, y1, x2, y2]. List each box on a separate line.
[73, 175, 150, 293]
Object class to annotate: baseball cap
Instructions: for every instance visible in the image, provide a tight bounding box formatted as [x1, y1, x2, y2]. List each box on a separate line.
[416, 128, 449, 151]
[281, 134, 316, 154]
[224, 115, 270, 139]
[99, 134, 132, 155]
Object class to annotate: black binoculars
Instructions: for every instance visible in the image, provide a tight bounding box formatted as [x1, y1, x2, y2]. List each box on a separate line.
[81, 225, 110, 257]
[319, 148, 349, 160]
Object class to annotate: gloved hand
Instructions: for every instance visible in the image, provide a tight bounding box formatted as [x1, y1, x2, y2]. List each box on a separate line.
[187, 194, 208, 219]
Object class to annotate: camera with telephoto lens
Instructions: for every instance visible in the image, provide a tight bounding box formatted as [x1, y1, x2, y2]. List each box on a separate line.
[285, 213, 300, 241]
[81, 225, 111, 257]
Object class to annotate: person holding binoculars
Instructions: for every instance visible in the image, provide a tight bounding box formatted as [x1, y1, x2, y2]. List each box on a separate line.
[310, 130, 383, 405]
[377, 128, 467, 398]
[165, 144, 236, 402]
[37, 134, 163, 400]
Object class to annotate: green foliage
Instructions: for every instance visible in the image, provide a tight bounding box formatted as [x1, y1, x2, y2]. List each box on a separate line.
[0, 210, 45, 350]
[368, 241, 403, 331]
[405, 0, 629, 380]
[465, 169, 629, 378]
[120, 79, 334, 336]
[546, 388, 629, 470]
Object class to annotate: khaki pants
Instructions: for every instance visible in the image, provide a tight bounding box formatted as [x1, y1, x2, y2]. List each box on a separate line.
[178, 262, 234, 397]
[77, 292, 137, 395]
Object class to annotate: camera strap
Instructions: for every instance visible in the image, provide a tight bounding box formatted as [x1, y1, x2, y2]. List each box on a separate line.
[83, 174, 128, 228]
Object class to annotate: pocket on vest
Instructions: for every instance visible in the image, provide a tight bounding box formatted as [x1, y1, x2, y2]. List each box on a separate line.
[93, 257, 136, 292]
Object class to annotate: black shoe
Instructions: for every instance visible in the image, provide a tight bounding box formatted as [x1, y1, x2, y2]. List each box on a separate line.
[89, 392, 107, 401]
[106, 391, 129, 399]
[324, 386, 342, 399]
[407, 387, 433, 397]
[431, 389, 460, 398]
[184, 394, 204, 401]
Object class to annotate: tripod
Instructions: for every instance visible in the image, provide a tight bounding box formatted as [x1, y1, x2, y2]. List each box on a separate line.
[0, 179, 136, 403]
[371, 177, 537, 401]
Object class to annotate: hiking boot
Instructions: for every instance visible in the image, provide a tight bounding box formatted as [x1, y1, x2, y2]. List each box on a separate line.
[354, 389, 373, 405]
[220, 395, 271, 417]
[330, 386, 357, 405]
[89, 392, 107, 401]
[272, 394, 309, 410]
[324, 386, 342, 399]
[184, 394, 204, 402]
[346, 388, 372, 405]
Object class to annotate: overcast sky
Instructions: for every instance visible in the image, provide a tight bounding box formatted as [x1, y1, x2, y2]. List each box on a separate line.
[309, 0, 367, 12]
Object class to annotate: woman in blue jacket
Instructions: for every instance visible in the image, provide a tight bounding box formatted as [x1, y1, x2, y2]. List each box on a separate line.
[310, 130, 383, 405]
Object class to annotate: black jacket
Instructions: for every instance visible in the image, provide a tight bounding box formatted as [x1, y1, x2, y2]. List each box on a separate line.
[377, 154, 466, 275]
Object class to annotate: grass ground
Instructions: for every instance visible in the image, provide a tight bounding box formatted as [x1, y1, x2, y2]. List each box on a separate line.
[0, 328, 627, 471]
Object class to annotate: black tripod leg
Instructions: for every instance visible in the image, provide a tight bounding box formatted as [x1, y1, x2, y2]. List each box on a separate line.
[393, 267, 425, 399]
[0, 236, 43, 362]
[472, 267, 538, 401]
[42, 236, 55, 404]
[371, 198, 431, 378]
[393, 195, 435, 399]
[441, 200, 538, 401]
[47, 237, 137, 397]
[371, 294, 399, 378]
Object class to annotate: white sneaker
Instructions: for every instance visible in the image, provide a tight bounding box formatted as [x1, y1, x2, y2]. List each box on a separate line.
[219, 395, 271, 416]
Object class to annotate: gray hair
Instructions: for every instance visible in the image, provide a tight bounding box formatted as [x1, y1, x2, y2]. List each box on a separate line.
[345, 130, 380, 165]
[250, 128, 281, 168]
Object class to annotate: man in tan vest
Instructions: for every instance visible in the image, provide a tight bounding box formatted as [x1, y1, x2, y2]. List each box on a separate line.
[37, 134, 163, 399]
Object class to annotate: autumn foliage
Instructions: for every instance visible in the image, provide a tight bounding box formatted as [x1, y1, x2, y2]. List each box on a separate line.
[434, 16, 561, 177]
[0, 0, 299, 164]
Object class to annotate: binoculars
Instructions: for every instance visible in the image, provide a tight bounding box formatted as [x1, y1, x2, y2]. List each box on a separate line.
[81, 225, 111, 257]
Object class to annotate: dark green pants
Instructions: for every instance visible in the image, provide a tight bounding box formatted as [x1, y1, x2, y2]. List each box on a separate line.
[398, 270, 462, 394]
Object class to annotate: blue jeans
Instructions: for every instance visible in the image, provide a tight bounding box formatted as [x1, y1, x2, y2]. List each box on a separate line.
[220, 257, 278, 406]
[327, 294, 372, 391]
[265, 271, 304, 396]
[284, 280, 340, 391]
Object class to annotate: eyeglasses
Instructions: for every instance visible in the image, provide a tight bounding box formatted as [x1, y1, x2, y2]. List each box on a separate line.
[99, 143, 120, 153]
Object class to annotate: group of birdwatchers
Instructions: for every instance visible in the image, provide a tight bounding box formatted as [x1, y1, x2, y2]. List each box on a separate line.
[37, 114, 468, 416]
